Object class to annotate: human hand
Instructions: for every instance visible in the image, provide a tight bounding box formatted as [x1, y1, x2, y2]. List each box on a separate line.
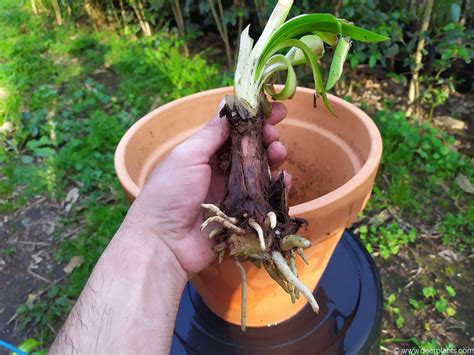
[50, 102, 290, 354]
[126, 101, 290, 276]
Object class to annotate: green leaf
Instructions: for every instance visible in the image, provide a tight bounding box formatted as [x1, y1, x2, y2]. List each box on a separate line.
[384, 43, 399, 57]
[262, 38, 335, 115]
[390, 245, 399, 254]
[445, 285, 456, 297]
[441, 48, 454, 60]
[369, 54, 378, 68]
[451, 4, 461, 22]
[33, 147, 55, 158]
[326, 36, 351, 90]
[264, 55, 297, 100]
[396, 315, 405, 328]
[435, 298, 448, 313]
[259, 13, 342, 70]
[446, 307, 456, 317]
[290, 35, 324, 66]
[350, 55, 359, 69]
[380, 246, 390, 259]
[20, 155, 34, 164]
[422, 287, 436, 298]
[314, 31, 337, 46]
[458, 47, 470, 62]
[408, 298, 425, 310]
[18, 338, 42, 353]
[338, 20, 390, 42]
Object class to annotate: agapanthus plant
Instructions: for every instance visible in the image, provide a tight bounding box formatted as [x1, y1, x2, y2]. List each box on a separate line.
[200, 0, 388, 330]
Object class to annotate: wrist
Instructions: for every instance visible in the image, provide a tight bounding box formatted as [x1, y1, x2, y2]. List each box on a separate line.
[114, 221, 188, 288]
[52, 223, 187, 354]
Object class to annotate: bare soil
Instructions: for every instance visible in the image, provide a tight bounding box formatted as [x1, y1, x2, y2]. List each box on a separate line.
[0, 195, 81, 348]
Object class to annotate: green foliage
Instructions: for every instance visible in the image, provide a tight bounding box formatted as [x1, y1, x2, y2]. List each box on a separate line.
[408, 298, 426, 311]
[0, 0, 229, 344]
[3, 246, 16, 259]
[360, 223, 416, 259]
[16, 338, 46, 355]
[445, 285, 456, 297]
[385, 293, 405, 329]
[367, 109, 473, 252]
[422, 286, 436, 298]
[419, 284, 457, 318]
[438, 212, 474, 251]
[420, 22, 473, 117]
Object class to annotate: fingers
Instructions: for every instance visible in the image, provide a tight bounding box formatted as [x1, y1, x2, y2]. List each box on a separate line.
[266, 103, 288, 170]
[174, 100, 229, 163]
[263, 124, 279, 146]
[283, 171, 292, 192]
[272, 170, 292, 196]
[173, 101, 285, 165]
[267, 141, 287, 169]
[266, 102, 287, 125]
[264, 102, 287, 146]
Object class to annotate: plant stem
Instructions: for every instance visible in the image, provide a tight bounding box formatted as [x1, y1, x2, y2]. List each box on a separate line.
[407, 0, 434, 115]
[171, 0, 189, 57]
[223, 113, 271, 222]
[50, 0, 63, 25]
[208, 0, 233, 67]
[31, 0, 38, 15]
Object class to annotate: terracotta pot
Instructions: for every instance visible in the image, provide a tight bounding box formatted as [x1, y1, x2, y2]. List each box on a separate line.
[114, 86, 382, 328]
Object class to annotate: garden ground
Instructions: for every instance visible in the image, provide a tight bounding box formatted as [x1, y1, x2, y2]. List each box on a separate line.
[0, 1, 473, 352]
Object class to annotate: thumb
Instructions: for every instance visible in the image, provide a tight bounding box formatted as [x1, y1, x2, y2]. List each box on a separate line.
[177, 100, 230, 162]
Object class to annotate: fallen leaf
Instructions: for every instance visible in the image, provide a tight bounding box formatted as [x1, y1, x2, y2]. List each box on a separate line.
[29, 250, 45, 269]
[455, 174, 474, 194]
[433, 116, 466, 130]
[43, 221, 56, 236]
[438, 249, 464, 262]
[63, 256, 84, 274]
[64, 187, 80, 212]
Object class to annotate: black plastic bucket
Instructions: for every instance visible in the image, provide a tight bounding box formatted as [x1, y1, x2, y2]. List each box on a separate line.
[171, 230, 383, 354]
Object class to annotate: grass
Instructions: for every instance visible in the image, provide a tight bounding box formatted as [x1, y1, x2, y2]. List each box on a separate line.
[0, 0, 229, 345]
[359, 108, 473, 350]
[1, 1, 473, 352]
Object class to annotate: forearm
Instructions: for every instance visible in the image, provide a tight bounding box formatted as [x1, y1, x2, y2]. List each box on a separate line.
[51, 223, 187, 354]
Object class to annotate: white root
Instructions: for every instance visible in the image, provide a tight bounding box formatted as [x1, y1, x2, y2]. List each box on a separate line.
[200, 216, 246, 234]
[280, 235, 311, 251]
[289, 252, 300, 299]
[249, 219, 266, 251]
[297, 247, 309, 265]
[208, 227, 225, 239]
[201, 203, 238, 224]
[235, 260, 247, 331]
[272, 251, 319, 314]
[266, 212, 277, 229]
[263, 261, 290, 293]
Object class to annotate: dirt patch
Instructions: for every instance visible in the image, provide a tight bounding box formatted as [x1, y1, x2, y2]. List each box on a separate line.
[0, 196, 76, 347]
[353, 212, 474, 350]
[339, 70, 474, 159]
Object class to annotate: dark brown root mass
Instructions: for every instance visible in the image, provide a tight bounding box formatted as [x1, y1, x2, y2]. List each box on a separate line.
[201, 95, 318, 330]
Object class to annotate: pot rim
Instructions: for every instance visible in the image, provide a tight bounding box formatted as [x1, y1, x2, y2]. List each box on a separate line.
[114, 86, 382, 214]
